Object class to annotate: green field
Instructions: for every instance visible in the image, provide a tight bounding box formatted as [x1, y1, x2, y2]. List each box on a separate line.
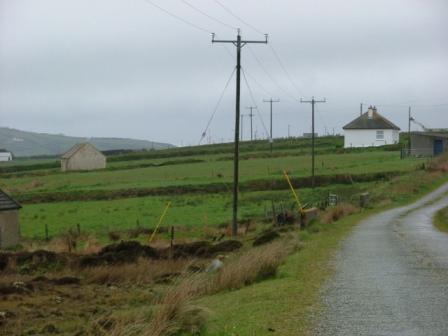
[20, 183, 376, 240]
[2, 151, 416, 194]
[0, 137, 421, 242]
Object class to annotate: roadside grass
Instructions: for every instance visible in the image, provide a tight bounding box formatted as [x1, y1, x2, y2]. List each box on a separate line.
[198, 170, 448, 336]
[434, 206, 448, 233]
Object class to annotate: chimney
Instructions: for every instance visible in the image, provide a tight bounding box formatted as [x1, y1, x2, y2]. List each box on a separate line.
[367, 106, 374, 119]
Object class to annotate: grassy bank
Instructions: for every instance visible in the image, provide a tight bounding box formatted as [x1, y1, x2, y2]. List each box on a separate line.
[434, 206, 448, 233]
[199, 170, 448, 336]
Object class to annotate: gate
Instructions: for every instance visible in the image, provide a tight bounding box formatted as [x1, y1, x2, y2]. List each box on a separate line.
[434, 139, 444, 156]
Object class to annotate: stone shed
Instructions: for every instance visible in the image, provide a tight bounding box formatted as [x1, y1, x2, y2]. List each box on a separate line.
[61, 143, 106, 172]
[0, 189, 21, 249]
[410, 132, 448, 157]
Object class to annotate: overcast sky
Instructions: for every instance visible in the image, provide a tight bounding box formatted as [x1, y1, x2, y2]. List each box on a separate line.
[1, 0, 447, 146]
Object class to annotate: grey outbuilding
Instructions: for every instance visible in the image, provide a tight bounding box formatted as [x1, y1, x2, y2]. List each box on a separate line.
[61, 143, 106, 172]
[0, 189, 21, 249]
[410, 131, 448, 157]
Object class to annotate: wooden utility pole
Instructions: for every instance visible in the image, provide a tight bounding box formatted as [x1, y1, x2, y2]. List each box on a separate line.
[240, 114, 245, 141]
[300, 96, 326, 188]
[408, 106, 412, 155]
[245, 106, 256, 141]
[212, 30, 268, 236]
[263, 98, 280, 152]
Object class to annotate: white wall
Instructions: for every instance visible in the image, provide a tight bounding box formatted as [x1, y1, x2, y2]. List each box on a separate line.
[344, 129, 399, 148]
[0, 153, 12, 161]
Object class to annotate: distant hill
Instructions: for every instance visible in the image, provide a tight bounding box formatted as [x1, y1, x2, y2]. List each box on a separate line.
[0, 127, 174, 157]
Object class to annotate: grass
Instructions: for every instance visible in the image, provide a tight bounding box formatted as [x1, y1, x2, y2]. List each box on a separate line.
[198, 169, 448, 336]
[102, 240, 295, 336]
[198, 211, 368, 335]
[434, 206, 448, 233]
[1, 151, 418, 195]
[19, 182, 374, 241]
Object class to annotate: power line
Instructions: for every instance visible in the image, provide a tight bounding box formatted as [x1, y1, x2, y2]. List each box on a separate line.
[142, 0, 212, 34]
[246, 45, 297, 101]
[244, 70, 276, 98]
[269, 43, 302, 96]
[214, 0, 265, 36]
[198, 67, 236, 145]
[180, 0, 237, 31]
[241, 67, 269, 137]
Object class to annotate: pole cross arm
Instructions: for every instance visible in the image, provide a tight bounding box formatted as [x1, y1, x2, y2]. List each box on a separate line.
[211, 33, 268, 45]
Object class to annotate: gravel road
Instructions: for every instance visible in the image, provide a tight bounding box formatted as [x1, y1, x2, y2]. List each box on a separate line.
[315, 183, 448, 336]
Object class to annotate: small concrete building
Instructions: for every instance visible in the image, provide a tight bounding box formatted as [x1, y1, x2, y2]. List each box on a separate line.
[343, 106, 400, 148]
[0, 189, 21, 249]
[410, 131, 448, 156]
[61, 143, 106, 172]
[0, 151, 13, 162]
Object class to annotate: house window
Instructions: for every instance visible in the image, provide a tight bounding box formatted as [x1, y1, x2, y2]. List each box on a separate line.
[376, 130, 384, 140]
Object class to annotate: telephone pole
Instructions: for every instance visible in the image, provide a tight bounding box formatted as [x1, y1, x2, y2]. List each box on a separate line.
[300, 96, 326, 188]
[245, 106, 256, 141]
[212, 30, 268, 236]
[240, 114, 245, 141]
[408, 106, 412, 155]
[360, 102, 363, 116]
[263, 98, 280, 152]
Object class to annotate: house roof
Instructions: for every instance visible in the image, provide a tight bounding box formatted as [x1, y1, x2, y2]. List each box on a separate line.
[61, 143, 103, 159]
[343, 109, 400, 131]
[61, 143, 87, 159]
[0, 189, 21, 211]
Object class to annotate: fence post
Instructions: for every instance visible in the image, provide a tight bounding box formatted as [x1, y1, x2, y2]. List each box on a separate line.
[271, 200, 277, 225]
[45, 223, 49, 241]
[170, 226, 175, 259]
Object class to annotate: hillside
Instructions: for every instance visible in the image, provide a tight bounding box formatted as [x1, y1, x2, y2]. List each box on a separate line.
[0, 127, 174, 157]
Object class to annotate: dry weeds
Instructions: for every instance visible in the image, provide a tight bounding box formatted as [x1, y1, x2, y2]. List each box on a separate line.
[321, 203, 359, 224]
[82, 258, 193, 285]
[207, 240, 291, 293]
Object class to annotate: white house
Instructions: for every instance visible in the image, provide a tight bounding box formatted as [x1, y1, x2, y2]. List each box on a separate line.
[0, 151, 13, 162]
[343, 106, 400, 148]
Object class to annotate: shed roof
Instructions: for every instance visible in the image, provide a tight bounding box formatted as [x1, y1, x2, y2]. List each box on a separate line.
[61, 143, 103, 159]
[0, 189, 21, 211]
[411, 131, 448, 139]
[343, 109, 400, 130]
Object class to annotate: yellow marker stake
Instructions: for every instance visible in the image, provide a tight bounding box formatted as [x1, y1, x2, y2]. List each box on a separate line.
[283, 170, 304, 214]
[149, 202, 171, 244]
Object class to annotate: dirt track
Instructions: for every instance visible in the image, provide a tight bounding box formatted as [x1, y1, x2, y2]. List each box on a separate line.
[316, 183, 448, 336]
